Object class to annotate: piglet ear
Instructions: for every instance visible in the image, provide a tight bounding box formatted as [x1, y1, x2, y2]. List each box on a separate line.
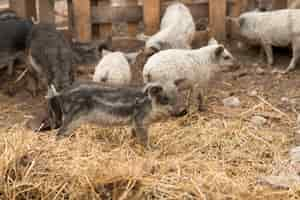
[174, 78, 190, 91]
[215, 45, 224, 57]
[157, 41, 171, 50]
[144, 46, 158, 57]
[143, 83, 163, 98]
[149, 41, 169, 54]
[150, 42, 161, 53]
[239, 17, 246, 27]
[102, 49, 113, 57]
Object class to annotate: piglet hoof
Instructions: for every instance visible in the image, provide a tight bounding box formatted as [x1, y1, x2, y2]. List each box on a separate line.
[34, 122, 46, 132]
[55, 129, 70, 140]
[144, 142, 155, 151]
[5, 87, 16, 97]
[131, 129, 137, 138]
[137, 137, 150, 149]
[55, 134, 66, 141]
[35, 118, 52, 132]
[173, 109, 188, 117]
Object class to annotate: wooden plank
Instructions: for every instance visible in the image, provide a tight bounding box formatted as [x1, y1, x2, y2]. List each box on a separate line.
[100, 23, 113, 39]
[92, 23, 101, 39]
[227, 0, 244, 39]
[272, 0, 287, 9]
[92, 3, 207, 24]
[246, 0, 258, 11]
[143, 0, 160, 35]
[209, 0, 226, 41]
[9, 0, 36, 19]
[67, 0, 74, 38]
[230, 0, 241, 17]
[161, 2, 208, 20]
[91, 1, 238, 24]
[111, 0, 138, 6]
[127, 22, 139, 37]
[288, 0, 300, 8]
[192, 30, 209, 48]
[92, 5, 142, 23]
[90, 0, 99, 7]
[9, 0, 26, 18]
[240, 0, 249, 12]
[73, 0, 92, 42]
[111, 36, 145, 52]
[37, 0, 55, 23]
[26, 0, 37, 19]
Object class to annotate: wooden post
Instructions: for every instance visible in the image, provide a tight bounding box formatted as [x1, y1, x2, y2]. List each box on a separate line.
[272, 0, 287, 9]
[97, 0, 112, 39]
[128, 23, 138, 37]
[127, 0, 138, 37]
[143, 0, 160, 35]
[67, 0, 74, 38]
[73, 0, 92, 42]
[228, 0, 242, 39]
[37, 0, 55, 23]
[209, 0, 226, 41]
[247, 0, 257, 11]
[9, 0, 36, 19]
[230, 0, 248, 17]
[100, 23, 113, 38]
[241, 0, 249, 12]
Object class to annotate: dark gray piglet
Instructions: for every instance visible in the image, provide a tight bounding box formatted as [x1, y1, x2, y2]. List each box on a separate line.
[27, 23, 75, 93]
[46, 80, 188, 147]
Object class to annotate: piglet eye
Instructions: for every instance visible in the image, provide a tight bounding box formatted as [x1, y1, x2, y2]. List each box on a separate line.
[159, 96, 169, 105]
[224, 56, 230, 60]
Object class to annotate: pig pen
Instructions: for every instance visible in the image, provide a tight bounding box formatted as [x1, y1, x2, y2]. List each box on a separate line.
[0, 39, 300, 199]
[1, 1, 300, 200]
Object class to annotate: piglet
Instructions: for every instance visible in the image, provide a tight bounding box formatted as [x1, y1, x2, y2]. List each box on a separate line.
[232, 9, 300, 73]
[27, 23, 75, 93]
[143, 38, 238, 111]
[46, 80, 188, 147]
[0, 11, 33, 75]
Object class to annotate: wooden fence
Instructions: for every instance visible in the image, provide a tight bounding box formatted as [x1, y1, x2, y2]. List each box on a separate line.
[68, 0, 237, 42]
[67, 0, 288, 43]
[6, 0, 289, 43]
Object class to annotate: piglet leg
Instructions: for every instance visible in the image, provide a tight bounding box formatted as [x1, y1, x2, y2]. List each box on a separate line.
[262, 42, 274, 66]
[284, 56, 299, 73]
[132, 120, 149, 147]
[273, 42, 300, 74]
[7, 60, 14, 76]
[57, 111, 81, 138]
[283, 42, 300, 73]
[197, 92, 207, 112]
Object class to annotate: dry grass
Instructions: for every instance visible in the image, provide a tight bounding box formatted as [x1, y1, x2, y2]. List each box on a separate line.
[0, 103, 299, 200]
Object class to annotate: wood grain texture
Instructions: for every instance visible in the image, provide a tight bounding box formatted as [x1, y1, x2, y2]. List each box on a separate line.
[209, 0, 226, 41]
[9, 0, 36, 19]
[143, 0, 161, 35]
[73, 0, 92, 42]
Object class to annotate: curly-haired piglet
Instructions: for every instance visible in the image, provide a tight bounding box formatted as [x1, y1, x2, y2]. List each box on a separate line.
[143, 38, 237, 111]
[46, 80, 188, 146]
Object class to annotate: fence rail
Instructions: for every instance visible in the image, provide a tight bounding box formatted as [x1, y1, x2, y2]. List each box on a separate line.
[6, 0, 289, 43]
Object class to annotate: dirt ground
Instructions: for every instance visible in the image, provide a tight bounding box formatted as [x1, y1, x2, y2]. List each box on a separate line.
[1, 1, 300, 198]
[0, 41, 300, 200]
